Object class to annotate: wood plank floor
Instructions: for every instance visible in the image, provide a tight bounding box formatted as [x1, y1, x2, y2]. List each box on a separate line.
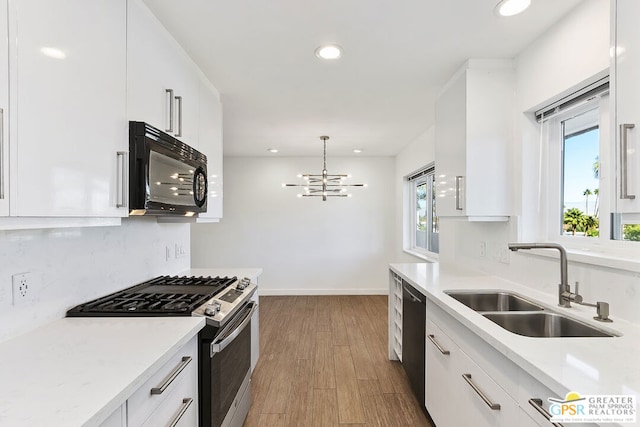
[243, 295, 434, 427]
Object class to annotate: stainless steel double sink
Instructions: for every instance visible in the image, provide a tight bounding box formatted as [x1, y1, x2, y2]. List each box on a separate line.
[444, 291, 616, 338]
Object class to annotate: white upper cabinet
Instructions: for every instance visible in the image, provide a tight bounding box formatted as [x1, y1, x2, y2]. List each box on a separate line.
[7, 0, 128, 217]
[0, 0, 8, 217]
[197, 77, 223, 221]
[435, 59, 514, 220]
[613, 0, 640, 214]
[127, 0, 199, 149]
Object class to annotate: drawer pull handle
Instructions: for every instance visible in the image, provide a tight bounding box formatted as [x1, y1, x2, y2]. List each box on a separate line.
[427, 334, 450, 355]
[529, 398, 563, 427]
[462, 373, 501, 410]
[150, 356, 192, 395]
[168, 397, 193, 427]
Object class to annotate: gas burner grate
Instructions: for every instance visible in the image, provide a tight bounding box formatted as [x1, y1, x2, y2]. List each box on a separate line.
[66, 275, 237, 317]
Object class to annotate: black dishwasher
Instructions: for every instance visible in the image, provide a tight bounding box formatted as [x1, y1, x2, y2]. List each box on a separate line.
[402, 280, 426, 407]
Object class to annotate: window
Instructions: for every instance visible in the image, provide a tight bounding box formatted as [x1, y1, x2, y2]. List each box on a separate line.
[406, 164, 438, 255]
[561, 108, 600, 237]
[541, 78, 640, 246]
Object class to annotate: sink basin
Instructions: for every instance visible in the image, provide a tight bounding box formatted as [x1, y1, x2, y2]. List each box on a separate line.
[445, 291, 545, 312]
[483, 312, 615, 338]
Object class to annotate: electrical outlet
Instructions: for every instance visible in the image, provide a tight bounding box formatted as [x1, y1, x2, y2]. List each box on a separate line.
[175, 244, 188, 259]
[12, 273, 32, 305]
[499, 248, 510, 264]
[479, 241, 487, 257]
[165, 245, 173, 261]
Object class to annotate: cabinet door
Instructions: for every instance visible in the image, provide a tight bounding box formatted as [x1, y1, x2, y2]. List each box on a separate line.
[99, 404, 126, 427]
[435, 70, 467, 217]
[426, 319, 464, 427]
[457, 348, 519, 427]
[9, 0, 127, 217]
[127, 0, 199, 148]
[0, 0, 8, 217]
[196, 77, 223, 221]
[614, 0, 640, 213]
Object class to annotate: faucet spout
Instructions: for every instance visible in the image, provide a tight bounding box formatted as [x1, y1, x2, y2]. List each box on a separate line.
[507, 243, 571, 307]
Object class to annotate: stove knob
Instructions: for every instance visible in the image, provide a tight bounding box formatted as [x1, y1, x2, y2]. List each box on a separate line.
[204, 303, 221, 316]
[237, 278, 250, 290]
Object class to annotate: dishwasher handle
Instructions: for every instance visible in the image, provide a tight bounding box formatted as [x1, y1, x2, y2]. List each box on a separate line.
[403, 282, 425, 304]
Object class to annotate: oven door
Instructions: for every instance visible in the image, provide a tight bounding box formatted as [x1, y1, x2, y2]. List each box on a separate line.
[200, 301, 257, 427]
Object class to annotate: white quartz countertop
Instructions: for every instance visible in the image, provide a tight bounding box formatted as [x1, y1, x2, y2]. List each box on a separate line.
[0, 316, 205, 427]
[389, 263, 640, 401]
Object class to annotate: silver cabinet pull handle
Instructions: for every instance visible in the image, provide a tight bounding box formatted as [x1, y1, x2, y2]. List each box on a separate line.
[116, 151, 127, 208]
[175, 95, 183, 137]
[462, 374, 501, 410]
[168, 398, 193, 427]
[166, 89, 175, 133]
[529, 398, 563, 427]
[0, 108, 4, 200]
[427, 334, 450, 355]
[150, 356, 192, 395]
[455, 176, 464, 210]
[620, 123, 636, 200]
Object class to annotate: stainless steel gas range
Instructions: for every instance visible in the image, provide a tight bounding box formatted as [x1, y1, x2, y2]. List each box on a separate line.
[67, 275, 257, 427]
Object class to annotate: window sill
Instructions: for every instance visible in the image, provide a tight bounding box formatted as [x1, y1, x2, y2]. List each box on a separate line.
[403, 248, 438, 263]
[513, 243, 640, 274]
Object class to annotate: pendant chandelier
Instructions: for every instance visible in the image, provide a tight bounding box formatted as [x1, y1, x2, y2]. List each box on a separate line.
[283, 136, 366, 201]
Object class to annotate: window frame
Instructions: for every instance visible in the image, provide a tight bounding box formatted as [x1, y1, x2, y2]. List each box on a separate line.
[542, 92, 640, 257]
[405, 163, 438, 258]
[546, 98, 606, 244]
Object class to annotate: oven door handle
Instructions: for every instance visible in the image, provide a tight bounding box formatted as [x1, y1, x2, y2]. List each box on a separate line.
[210, 302, 257, 357]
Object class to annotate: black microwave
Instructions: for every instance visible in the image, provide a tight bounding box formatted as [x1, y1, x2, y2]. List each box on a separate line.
[129, 121, 207, 216]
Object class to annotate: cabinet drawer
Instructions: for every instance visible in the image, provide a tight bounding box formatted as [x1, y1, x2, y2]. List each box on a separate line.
[128, 337, 198, 427]
[457, 348, 519, 427]
[140, 371, 198, 427]
[518, 371, 598, 427]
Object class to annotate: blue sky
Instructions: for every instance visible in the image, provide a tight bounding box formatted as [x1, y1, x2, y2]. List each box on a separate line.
[563, 128, 599, 214]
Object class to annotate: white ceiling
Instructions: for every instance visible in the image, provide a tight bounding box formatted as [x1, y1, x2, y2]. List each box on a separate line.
[144, 0, 583, 157]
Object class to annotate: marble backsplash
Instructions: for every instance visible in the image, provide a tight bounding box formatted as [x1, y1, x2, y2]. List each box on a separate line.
[0, 218, 190, 342]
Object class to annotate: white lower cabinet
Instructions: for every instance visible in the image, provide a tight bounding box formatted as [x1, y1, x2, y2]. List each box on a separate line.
[426, 317, 519, 427]
[128, 336, 198, 427]
[457, 348, 519, 426]
[426, 318, 463, 426]
[99, 404, 127, 427]
[388, 271, 403, 361]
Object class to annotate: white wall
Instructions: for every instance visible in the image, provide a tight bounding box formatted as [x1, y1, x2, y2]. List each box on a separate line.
[0, 219, 190, 342]
[190, 156, 395, 294]
[393, 127, 436, 262]
[440, 0, 640, 323]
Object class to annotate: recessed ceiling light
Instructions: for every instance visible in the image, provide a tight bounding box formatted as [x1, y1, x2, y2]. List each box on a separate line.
[353, 149, 363, 153]
[315, 44, 342, 60]
[267, 148, 279, 153]
[40, 46, 66, 59]
[495, 0, 531, 16]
